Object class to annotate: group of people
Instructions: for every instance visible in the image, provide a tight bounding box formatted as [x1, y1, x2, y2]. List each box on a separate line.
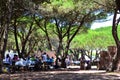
[3, 49, 19, 65]
[3, 54, 19, 66]
[41, 52, 54, 67]
[2, 53, 19, 73]
[3, 50, 55, 71]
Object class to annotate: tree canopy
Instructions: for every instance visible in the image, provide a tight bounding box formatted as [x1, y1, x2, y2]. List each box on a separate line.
[0, 0, 118, 68]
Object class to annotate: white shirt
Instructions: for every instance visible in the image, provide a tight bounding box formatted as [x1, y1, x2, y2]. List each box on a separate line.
[42, 54, 47, 62]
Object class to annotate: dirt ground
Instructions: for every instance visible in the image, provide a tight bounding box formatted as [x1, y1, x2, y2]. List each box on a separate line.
[0, 68, 120, 80]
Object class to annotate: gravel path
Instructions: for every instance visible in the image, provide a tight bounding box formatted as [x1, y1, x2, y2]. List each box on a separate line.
[0, 69, 120, 80]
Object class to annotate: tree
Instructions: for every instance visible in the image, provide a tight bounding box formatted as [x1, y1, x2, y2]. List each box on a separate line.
[0, 0, 13, 59]
[13, 14, 39, 58]
[35, 17, 53, 51]
[93, 0, 120, 71]
[111, 0, 120, 71]
[34, 0, 107, 68]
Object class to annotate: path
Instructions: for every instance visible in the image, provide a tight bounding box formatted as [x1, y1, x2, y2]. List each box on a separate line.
[0, 69, 120, 80]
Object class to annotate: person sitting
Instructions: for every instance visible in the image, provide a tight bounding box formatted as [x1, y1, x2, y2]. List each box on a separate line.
[49, 57, 54, 66]
[13, 54, 19, 62]
[12, 54, 19, 66]
[30, 55, 36, 61]
[2, 54, 12, 73]
[4, 54, 12, 65]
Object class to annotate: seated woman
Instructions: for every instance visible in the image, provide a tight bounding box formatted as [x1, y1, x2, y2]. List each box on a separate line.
[12, 54, 19, 66]
[4, 54, 12, 65]
[12, 54, 19, 62]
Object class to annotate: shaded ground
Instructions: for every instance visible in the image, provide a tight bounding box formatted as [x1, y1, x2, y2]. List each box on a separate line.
[0, 68, 120, 80]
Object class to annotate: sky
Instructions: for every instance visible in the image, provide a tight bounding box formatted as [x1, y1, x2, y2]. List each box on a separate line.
[91, 14, 120, 29]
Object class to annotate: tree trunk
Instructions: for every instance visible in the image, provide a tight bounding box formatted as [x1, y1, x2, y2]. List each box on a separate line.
[80, 52, 85, 70]
[116, 47, 120, 70]
[13, 18, 21, 58]
[55, 40, 63, 68]
[61, 41, 70, 68]
[1, 22, 9, 74]
[115, 0, 120, 11]
[111, 7, 120, 71]
[44, 20, 52, 51]
[2, 29, 8, 58]
[111, 46, 120, 71]
[61, 58, 66, 68]
[21, 22, 33, 58]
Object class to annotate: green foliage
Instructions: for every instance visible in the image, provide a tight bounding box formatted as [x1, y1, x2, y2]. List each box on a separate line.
[51, 0, 74, 9]
[1, 0, 116, 53]
[71, 26, 118, 49]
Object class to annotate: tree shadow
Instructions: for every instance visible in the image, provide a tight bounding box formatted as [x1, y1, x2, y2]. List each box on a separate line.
[0, 70, 119, 80]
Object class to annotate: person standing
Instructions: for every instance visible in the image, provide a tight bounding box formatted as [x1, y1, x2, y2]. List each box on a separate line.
[41, 52, 48, 70]
[42, 52, 47, 62]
